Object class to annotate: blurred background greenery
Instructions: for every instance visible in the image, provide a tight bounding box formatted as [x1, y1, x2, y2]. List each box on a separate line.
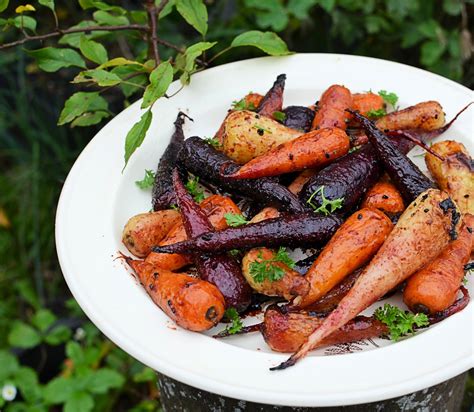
[0, 0, 472, 411]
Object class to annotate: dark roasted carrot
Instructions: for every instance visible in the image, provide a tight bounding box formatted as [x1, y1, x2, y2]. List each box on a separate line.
[312, 85, 352, 130]
[256, 74, 286, 117]
[294, 208, 393, 308]
[127, 259, 225, 331]
[361, 181, 405, 215]
[145, 194, 240, 270]
[404, 214, 474, 314]
[351, 93, 384, 116]
[226, 127, 350, 179]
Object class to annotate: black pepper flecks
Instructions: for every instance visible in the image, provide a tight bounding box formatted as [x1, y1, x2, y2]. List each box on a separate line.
[257, 128, 264, 136]
[325, 153, 330, 159]
[382, 194, 389, 199]
[167, 299, 177, 314]
[357, 214, 363, 220]
[439, 198, 461, 240]
[148, 283, 154, 290]
[424, 208, 429, 213]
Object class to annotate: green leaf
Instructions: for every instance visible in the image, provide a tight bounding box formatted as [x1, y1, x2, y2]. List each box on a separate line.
[319, 0, 336, 12]
[0, 350, 19, 381]
[223, 307, 243, 334]
[374, 304, 429, 341]
[32, 309, 56, 332]
[135, 169, 155, 189]
[38, 0, 55, 12]
[64, 392, 94, 412]
[58, 92, 108, 125]
[78, 0, 125, 14]
[245, 0, 288, 32]
[418, 19, 441, 39]
[224, 213, 248, 227]
[8, 322, 41, 348]
[176, 0, 208, 36]
[287, 0, 318, 19]
[66, 341, 85, 365]
[132, 367, 156, 383]
[71, 111, 110, 127]
[59, 21, 107, 48]
[158, 0, 175, 19]
[75, 69, 122, 86]
[27, 47, 86, 72]
[86, 369, 125, 394]
[99, 57, 143, 69]
[124, 109, 153, 167]
[141, 61, 173, 108]
[0, 0, 9, 13]
[93, 10, 129, 25]
[14, 367, 41, 402]
[12, 15, 36, 31]
[79, 37, 108, 64]
[185, 176, 205, 202]
[44, 325, 72, 345]
[421, 40, 445, 66]
[443, 0, 462, 15]
[180, 41, 216, 84]
[230, 31, 291, 56]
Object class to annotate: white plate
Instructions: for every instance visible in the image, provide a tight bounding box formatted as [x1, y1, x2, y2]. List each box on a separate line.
[56, 54, 474, 407]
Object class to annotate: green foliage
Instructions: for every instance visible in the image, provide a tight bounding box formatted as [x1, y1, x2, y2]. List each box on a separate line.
[136, 169, 156, 190]
[224, 213, 249, 227]
[306, 186, 344, 215]
[249, 247, 295, 283]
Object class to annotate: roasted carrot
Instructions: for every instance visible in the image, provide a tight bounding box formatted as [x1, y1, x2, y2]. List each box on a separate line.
[226, 127, 350, 179]
[273, 189, 460, 369]
[312, 85, 352, 130]
[127, 259, 225, 331]
[404, 214, 474, 314]
[351, 92, 384, 116]
[262, 305, 387, 353]
[122, 209, 181, 258]
[294, 208, 393, 308]
[361, 181, 405, 215]
[145, 194, 240, 270]
[288, 169, 317, 195]
[256, 74, 285, 117]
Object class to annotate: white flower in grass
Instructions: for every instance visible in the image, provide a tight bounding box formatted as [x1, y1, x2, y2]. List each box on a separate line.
[74, 327, 86, 341]
[2, 384, 17, 401]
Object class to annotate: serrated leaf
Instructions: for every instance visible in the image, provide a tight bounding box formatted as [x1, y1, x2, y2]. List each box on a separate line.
[141, 61, 173, 108]
[38, 0, 54, 11]
[71, 111, 110, 127]
[58, 92, 108, 125]
[176, 0, 207, 36]
[32, 309, 56, 332]
[8, 322, 41, 348]
[0, 350, 19, 381]
[0, 0, 9, 13]
[421, 40, 445, 66]
[230, 31, 291, 56]
[27, 47, 86, 72]
[86, 369, 125, 394]
[124, 109, 152, 167]
[44, 377, 77, 404]
[12, 15, 36, 31]
[45, 325, 72, 345]
[79, 37, 108, 64]
[65, 392, 94, 412]
[93, 10, 129, 25]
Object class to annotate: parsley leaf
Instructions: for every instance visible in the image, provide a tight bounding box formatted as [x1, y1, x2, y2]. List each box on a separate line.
[204, 136, 220, 148]
[224, 213, 249, 227]
[366, 108, 387, 119]
[223, 307, 243, 334]
[232, 98, 256, 111]
[135, 169, 155, 189]
[249, 247, 295, 283]
[185, 176, 205, 203]
[273, 111, 286, 122]
[348, 146, 360, 154]
[374, 304, 429, 341]
[378, 90, 399, 107]
[252, 124, 272, 134]
[306, 186, 344, 215]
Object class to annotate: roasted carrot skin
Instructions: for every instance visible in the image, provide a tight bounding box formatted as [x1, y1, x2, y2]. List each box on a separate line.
[312, 85, 352, 130]
[152, 213, 343, 255]
[294, 208, 393, 308]
[127, 259, 225, 332]
[256, 74, 286, 117]
[152, 112, 187, 211]
[173, 170, 252, 312]
[179, 136, 306, 214]
[146, 194, 241, 271]
[227, 127, 350, 179]
[262, 305, 387, 353]
[351, 93, 384, 116]
[361, 181, 405, 215]
[404, 214, 474, 314]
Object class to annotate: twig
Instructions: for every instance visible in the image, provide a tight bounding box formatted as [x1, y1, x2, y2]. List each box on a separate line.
[0, 24, 148, 50]
[146, 0, 168, 66]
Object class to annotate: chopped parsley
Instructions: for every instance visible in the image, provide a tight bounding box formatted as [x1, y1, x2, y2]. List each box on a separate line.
[249, 247, 295, 283]
[232, 98, 256, 111]
[204, 136, 221, 148]
[185, 176, 205, 203]
[348, 146, 360, 154]
[374, 304, 429, 341]
[252, 124, 272, 134]
[366, 108, 387, 119]
[135, 169, 155, 189]
[273, 111, 286, 122]
[306, 186, 344, 215]
[378, 90, 399, 107]
[224, 213, 249, 227]
[228, 249, 241, 257]
[223, 308, 243, 334]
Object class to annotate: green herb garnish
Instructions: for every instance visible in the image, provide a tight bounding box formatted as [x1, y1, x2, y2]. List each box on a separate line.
[348, 146, 360, 154]
[135, 169, 155, 189]
[185, 176, 205, 203]
[463, 262, 474, 285]
[170, 204, 179, 211]
[374, 304, 429, 341]
[204, 136, 221, 148]
[249, 247, 295, 283]
[378, 90, 399, 107]
[228, 249, 241, 257]
[252, 124, 272, 134]
[273, 111, 286, 122]
[224, 213, 249, 227]
[306, 186, 344, 215]
[366, 108, 387, 119]
[223, 308, 243, 334]
[232, 98, 256, 111]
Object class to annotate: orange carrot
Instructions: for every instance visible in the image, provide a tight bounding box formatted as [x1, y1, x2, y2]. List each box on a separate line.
[351, 92, 384, 116]
[361, 181, 405, 215]
[312, 85, 352, 130]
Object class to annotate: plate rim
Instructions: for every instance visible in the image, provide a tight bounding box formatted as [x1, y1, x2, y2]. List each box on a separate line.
[56, 53, 474, 407]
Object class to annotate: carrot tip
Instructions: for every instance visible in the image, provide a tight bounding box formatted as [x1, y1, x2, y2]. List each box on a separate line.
[270, 356, 297, 371]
